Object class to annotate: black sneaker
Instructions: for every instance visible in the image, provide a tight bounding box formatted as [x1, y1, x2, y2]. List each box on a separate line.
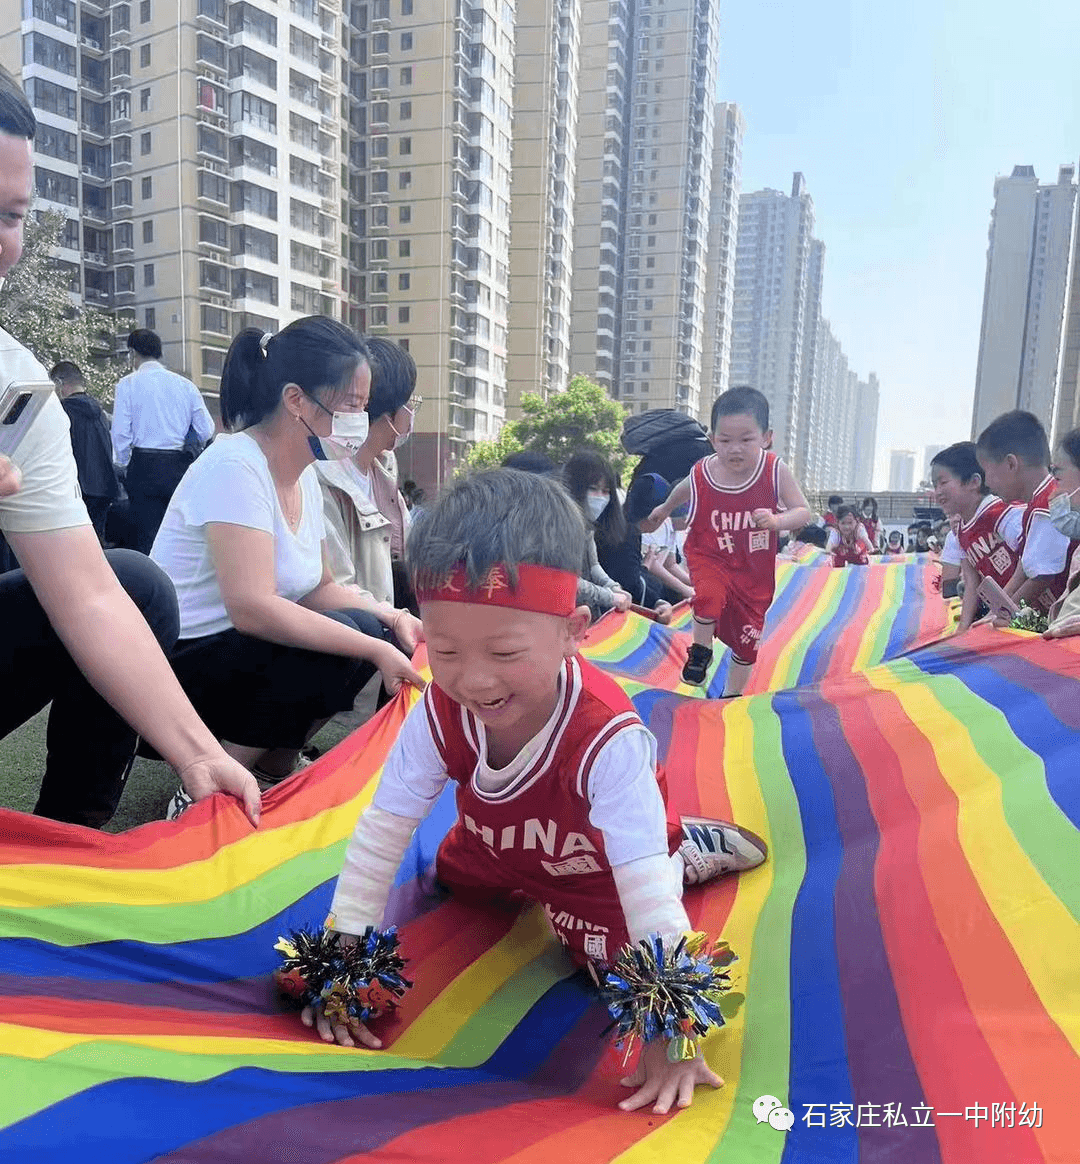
[681, 642, 714, 685]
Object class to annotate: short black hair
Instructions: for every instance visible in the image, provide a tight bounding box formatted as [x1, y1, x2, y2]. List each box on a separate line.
[976, 410, 1050, 468]
[1058, 428, 1080, 474]
[710, 385, 769, 434]
[0, 66, 36, 139]
[835, 505, 858, 522]
[365, 336, 416, 421]
[827, 494, 844, 507]
[127, 328, 163, 360]
[796, 524, 828, 548]
[49, 360, 83, 385]
[931, 441, 988, 493]
[502, 449, 557, 475]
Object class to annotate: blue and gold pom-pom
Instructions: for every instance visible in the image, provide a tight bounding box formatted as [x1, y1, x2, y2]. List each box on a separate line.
[272, 926, 412, 1025]
[594, 932, 744, 1062]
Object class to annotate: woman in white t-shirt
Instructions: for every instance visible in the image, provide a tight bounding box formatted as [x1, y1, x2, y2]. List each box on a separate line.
[152, 317, 424, 806]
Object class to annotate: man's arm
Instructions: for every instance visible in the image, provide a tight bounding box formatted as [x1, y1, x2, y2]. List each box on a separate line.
[7, 523, 260, 823]
[111, 378, 133, 468]
[187, 379, 216, 445]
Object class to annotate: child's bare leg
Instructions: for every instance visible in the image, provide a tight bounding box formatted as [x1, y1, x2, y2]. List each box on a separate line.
[692, 616, 714, 646]
[722, 659, 752, 697]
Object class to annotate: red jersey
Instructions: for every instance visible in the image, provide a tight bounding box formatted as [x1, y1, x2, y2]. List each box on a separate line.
[424, 655, 680, 966]
[684, 450, 781, 606]
[1019, 475, 1079, 612]
[956, 495, 1020, 587]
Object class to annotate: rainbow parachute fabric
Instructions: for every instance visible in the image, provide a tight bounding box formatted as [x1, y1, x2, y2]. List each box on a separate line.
[0, 555, 1077, 1163]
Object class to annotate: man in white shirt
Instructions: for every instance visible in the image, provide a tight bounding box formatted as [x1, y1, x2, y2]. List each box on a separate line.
[112, 329, 215, 553]
[0, 64, 259, 828]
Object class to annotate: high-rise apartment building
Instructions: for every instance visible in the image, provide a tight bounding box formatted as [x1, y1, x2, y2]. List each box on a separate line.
[569, 0, 721, 420]
[1054, 206, 1080, 437]
[728, 172, 816, 470]
[3, 0, 347, 403]
[504, 0, 579, 413]
[888, 448, 916, 493]
[971, 163, 1079, 442]
[699, 100, 743, 411]
[850, 371, 879, 493]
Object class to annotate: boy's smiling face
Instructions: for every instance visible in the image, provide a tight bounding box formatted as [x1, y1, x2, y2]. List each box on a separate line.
[421, 599, 591, 756]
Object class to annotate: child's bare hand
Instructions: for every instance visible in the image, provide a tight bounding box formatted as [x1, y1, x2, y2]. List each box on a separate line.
[0, 455, 21, 498]
[612, 590, 632, 612]
[618, 1040, 723, 1114]
[301, 1004, 383, 1049]
[751, 508, 777, 531]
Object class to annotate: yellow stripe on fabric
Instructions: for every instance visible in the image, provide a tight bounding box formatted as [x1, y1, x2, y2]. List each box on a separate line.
[766, 568, 843, 690]
[850, 565, 903, 673]
[4, 686, 428, 912]
[866, 663, 1080, 1054]
[391, 903, 556, 1062]
[612, 698, 778, 1164]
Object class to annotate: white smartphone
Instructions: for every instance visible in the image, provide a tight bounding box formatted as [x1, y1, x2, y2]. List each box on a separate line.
[0, 380, 56, 459]
[0, 379, 55, 456]
[977, 576, 1019, 622]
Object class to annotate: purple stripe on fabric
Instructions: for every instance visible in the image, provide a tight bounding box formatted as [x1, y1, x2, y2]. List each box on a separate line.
[976, 651, 1080, 728]
[0, 973, 279, 1014]
[796, 687, 942, 1164]
[152, 1006, 610, 1164]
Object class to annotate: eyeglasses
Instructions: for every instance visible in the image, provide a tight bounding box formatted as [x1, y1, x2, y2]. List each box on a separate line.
[409, 395, 423, 414]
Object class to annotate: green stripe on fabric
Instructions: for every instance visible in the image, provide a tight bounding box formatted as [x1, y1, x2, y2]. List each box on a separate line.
[886, 657, 1080, 921]
[709, 694, 806, 1164]
[0, 841, 350, 945]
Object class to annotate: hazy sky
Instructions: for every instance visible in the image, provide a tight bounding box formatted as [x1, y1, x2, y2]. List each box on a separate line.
[719, 0, 1080, 488]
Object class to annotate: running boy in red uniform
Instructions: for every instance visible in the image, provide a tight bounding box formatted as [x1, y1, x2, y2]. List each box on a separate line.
[976, 411, 1077, 615]
[930, 442, 1022, 633]
[308, 468, 768, 1115]
[640, 387, 812, 697]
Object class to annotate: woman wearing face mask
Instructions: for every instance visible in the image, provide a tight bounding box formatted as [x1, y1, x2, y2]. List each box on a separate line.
[1042, 430, 1080, 639]
[316, 336, 423, 642]
[562, 450, 634, 617]
[929, 442, 1023, 634]
[150, 318, 425, 814]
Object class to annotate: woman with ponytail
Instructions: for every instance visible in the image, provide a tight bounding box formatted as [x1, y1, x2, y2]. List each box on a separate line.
[151, 317, 424, 814]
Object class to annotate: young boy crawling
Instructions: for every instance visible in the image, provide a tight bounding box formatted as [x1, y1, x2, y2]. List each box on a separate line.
[305, 468, 767, 1114]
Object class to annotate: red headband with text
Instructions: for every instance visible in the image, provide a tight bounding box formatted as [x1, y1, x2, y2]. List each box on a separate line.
[415, 562, 578, 617]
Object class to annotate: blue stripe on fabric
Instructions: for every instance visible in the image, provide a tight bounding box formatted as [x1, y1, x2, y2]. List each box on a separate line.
[795, 569, 865, 686]
[882, 563, 926, 662]
[773, 687, 857, 1164]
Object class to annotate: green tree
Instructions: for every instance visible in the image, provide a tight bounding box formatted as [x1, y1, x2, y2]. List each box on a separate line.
[463, 375, 634, 476]
[0, 208, 125, 403]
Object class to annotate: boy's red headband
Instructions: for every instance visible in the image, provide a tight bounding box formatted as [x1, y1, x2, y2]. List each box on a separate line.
[415, 562, 579, 617]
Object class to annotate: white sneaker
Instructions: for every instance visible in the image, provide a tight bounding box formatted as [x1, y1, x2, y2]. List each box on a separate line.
[679, 817, 768, 885]
[165, 786, 193, 821]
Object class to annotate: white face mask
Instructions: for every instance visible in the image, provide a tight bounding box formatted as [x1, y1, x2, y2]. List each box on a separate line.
[304, 409, 369, 461]
[388, 404, 414, 451]
[586, 493, 609, 521]
[1049, 486, 1080, 537]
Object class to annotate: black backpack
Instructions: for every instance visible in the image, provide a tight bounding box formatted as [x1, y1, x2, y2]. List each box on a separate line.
[621, 409, 708, 454]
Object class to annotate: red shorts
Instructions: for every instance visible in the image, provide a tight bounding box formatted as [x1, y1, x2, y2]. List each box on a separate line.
[686, 551, 771, 665]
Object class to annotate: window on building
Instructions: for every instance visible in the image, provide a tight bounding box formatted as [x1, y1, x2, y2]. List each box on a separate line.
[231, 181, 278, 220]
[197, 171, 228, 204]
[370, 137, 388, 158]
[399, 205, 411, 223]
[140, 0, 151, 22]
[202, 347, 226, 377]
[139, 43, 150, 68]
[371, 171, 388, 193]
[114, 178, 133, 205]
[399, 98, 412, 118]
[231, 269, 278, 304]
[398, 273, 410, 290]
[398, 239, 410, 257]
[199, 215, 228, 248]
[401, 0, 412, 12]
[646, 257, 655, 268]
[143, 262, 155, 286]
[139, 87, 150, 111]
[371, 306, 388, 326]
[397, 306, 410, 323]
[400, 32, 412, 50]
[141, 176, 152, 199]
[145, 306, 156, 329]
[140, 131, 152, 155]
[398, 170, 411, 189]
[400, 136, 412, 155]
[142, 219, 153, 243]
[115, 223, 133, 250]
[371, 66, 389, 89]
[370, 240, 388, 260]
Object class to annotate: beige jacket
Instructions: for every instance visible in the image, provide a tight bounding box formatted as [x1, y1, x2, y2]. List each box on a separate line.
[316, 454, 409, 606]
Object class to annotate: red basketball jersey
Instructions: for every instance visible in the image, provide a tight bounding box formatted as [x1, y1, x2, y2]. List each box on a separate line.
[684, 450, 782, 605]
[1019, 475, 1079, 612]
[424, 654, 679, 966]
[956, 495, 1020, 587]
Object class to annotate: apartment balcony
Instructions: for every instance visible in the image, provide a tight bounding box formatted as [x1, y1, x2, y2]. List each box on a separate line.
[80, 30, 106, 55]
[80, 163, 109, 184]
[83, 285, 112, 307]
[81, 118, 109, 143]
[82, 249, 109, 267]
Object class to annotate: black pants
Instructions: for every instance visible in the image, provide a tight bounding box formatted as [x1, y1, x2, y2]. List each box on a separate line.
[168, 609, 389, 750]
[85, 495, 112, 542]
[126, 448, 192, 555]
[0, 549, 180, 828]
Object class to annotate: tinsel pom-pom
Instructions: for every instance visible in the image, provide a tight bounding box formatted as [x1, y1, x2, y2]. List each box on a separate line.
[1010, 602, 1049, 633]
[272, 926, 412, 1026]
[593, 932, 745, 1063]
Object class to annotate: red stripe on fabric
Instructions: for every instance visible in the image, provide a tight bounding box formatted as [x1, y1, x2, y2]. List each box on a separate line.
[840, 677, 1066, 1163]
